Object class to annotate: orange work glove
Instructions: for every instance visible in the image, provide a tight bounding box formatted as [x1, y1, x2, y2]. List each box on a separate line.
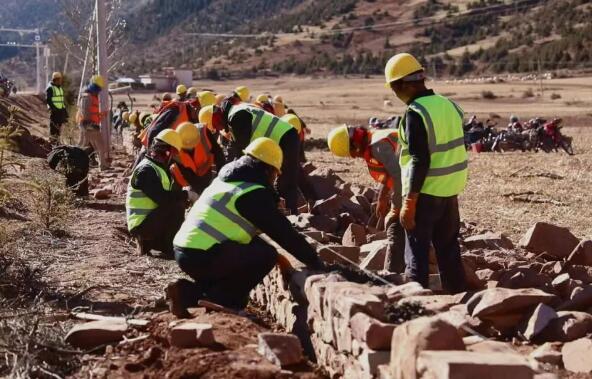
[384, 207, 400, 229]
[400, 193, 419, 231]
[277, 254, 295, 277]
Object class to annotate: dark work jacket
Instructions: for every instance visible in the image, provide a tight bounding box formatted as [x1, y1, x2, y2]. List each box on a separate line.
[403, 89, 434, 193]
[147, 108, 179, 147]
[133, 156, 187, 206]
[178, 156, 322, 268]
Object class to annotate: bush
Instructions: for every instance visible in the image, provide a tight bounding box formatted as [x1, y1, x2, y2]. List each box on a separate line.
[550, 93, 562, 100]
[481, 90, 497, 99]
[522, 88, 535, 98]
[25, 165, 74, 234]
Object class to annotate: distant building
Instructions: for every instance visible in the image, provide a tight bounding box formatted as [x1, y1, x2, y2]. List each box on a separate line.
[139, 68, 193, 91]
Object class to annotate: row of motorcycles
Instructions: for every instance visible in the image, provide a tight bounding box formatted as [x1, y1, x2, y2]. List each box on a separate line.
[368, 115, 574, 155]
[464, 116, 574, 155]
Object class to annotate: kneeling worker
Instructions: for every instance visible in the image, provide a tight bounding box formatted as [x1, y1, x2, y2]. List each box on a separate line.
[327, 125, 405, 272]
[167, 137, 325, 317]
[126, 129, 192, 257]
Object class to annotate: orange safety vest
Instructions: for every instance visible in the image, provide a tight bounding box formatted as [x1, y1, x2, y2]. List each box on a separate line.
[363, 129, 399, 189]
[170, 124, 214, 187]
[141, 100, 190, 146]
[80, 92, 101, 125]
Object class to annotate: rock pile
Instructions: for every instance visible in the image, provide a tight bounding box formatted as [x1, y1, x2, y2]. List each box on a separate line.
[251, 164, 592, 378]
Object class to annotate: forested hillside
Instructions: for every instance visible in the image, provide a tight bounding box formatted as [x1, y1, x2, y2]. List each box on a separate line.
[1, 0, 591, 81]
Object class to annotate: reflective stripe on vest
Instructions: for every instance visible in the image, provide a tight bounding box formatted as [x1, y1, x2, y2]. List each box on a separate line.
[125, 159, 172, 231]
[51, 85, 65, 109]
[229, 103, 294, 144]
[398, 94, 468, 197]
[365, 129, 399, 189]
[171, 124, 214, 187]
[173, 179, 264, 251]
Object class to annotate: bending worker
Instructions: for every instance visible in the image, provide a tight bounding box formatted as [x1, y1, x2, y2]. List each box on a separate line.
[167, 137, 325, 317]
[126, 129, 193, 258]
[327, 125, 405, 272]
[200, 103, 301, 214]
[171, 121, 225, 194]
[385, 52, 468, 293]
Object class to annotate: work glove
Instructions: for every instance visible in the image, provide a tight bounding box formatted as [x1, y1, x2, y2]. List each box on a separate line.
[399, 193, 419, 231]
[384, 207, 400, 229]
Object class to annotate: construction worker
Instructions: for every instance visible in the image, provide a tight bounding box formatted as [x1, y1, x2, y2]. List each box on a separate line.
[201, 103, 301, 214]
[46, 72, 68, 144]
[126, 129, 195, 257]
[78, 75, 110, 170]
[327, 125, 405, 272]
[385, 53, 468, 293]
[187, 86, 198, 99]
[166, 137, 325, 316]
[272, 95, 286, 117]
[171, 121, 225, 193]
[254, 94, 275, 114]
[197, 91, 216, 108]
[227, 85, 250, 105]
[281, 113, 316, 204]
[142, 84, 196, 148]
[215, 94, 226, 106]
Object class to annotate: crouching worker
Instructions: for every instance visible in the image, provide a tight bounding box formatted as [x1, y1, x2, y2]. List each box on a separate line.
[327, 125, 404, 272]
[167, 137, 325, 317]
[126, 129, 192, 258]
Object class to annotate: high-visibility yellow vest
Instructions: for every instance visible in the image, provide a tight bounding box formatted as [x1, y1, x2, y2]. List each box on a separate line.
[50, 85, 65, 109]
[398, 94, 468, 197]
[173, 178, 264, 251]
[126, 158, 172, 231]
[228, 103, 294, 144]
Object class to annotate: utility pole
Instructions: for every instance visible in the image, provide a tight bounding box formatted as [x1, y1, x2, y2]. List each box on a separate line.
[35, 41, 41, 94]
[96, 0, 110, 155]
[537, 56, 544, 97]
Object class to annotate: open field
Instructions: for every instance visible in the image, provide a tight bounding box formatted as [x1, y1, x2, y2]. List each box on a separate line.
[114, 75, 592, 241]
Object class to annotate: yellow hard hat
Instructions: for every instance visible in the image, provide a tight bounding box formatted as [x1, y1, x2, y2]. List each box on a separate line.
[281, 114, 302, 134]
[273, 95, 284, 104]
[384, 53, 423, 87]
[122, 111, 130, 122]
[176, 122, 200, 150]
[176, 84, 187, 95]
[256, 94, 269, 104]
[215, 94, 225, 106]
[234, 86, 250, 102]
[91, 75, 105, 88]
[198, 91, 216, 107]
[52, 72, 62, 80]
[129, 112, 138, 124]
[327, 125, 351, 158]
[187, 86, 198, 96]
[154, 129, 183, 151]
[199, 105, 214, 128]
[244, 137, 283, 172]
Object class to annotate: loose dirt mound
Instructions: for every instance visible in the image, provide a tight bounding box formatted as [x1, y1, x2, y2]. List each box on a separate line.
[0, 95, 51, 157]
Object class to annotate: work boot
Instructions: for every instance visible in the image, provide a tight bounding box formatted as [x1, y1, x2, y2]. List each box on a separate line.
[165, 279, 193, 319]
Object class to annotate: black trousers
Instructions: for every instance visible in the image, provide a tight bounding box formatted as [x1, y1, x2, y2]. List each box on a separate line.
[174, 237, 278, 310]
[130, 202, 185, 255]
[384, 221, 406, 273]
[404, 194, 466, 294]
